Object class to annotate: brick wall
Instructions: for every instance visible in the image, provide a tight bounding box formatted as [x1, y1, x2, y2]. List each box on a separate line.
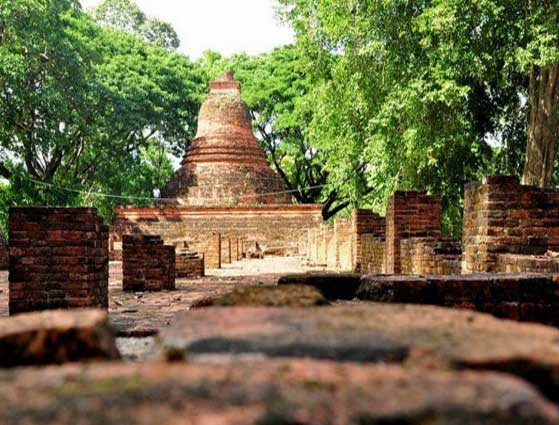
[359, 235, 385, 274]
[359, 273, 559, 327]
[351, 210, 385, 273]
[496, 253, 559, 274]
[112, 205, 323, 260]
[316, 224, 327, 266]
[231, 237, 240, 261]
[176, 249, 205, 278]
[9, 207, 109, 315]
[194, 232, 221, 269]
[385, 192, 441, 274]
[462, 175, 559, 273]
[221, 237, 232, 264]
[334, 218, 353, 271]
[122, 235, 175, 292]
[400, 237, 462, 275]
[325, 225, 336, 269]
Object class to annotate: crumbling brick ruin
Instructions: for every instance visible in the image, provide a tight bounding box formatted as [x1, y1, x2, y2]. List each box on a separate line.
[8, 207, 109, 315]
[352, 210, 386, 273]
[221, 237, 232, 264]
[400, 238, 462, 275]
[175, 245, 205, 278]
[304, 194, 460, 275]
[301, 175, 559, 282]
[385, 192, 442, 274]
[358, 273, 559, 327]
[462, 175, 559, 273]
[110, 72, 323, 260]
[122, 235, 175, 292]
[162, 71, 291, 207]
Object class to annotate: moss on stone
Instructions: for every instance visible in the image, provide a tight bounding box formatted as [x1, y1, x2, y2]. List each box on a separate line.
[214, 285, 329, 308]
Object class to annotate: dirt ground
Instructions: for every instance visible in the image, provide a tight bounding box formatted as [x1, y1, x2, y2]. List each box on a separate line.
[0, 256, 321, 359]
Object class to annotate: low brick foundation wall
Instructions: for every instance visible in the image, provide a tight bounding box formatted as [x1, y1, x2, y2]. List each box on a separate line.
[352, 210, 385, 273]
[385, 192, 441, 274]
[401, 237, 461, 275]
[357, 273, 559, 326]
[176, 249, 205, 278]
[359, 235, 385, 274]
[462, 176, 559, 273]
[496, 254, 559, 274]
[335, 218, 352, 271]
[9, 207, 109, 315]
[111, 205, 323, 259]
[122, 235, 175, 292]
[221, 237, 232, 264]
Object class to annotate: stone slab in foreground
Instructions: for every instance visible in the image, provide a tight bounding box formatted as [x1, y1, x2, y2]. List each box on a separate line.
[161, 304, 559, 402]
[0, 309, 120, 367]
[357, 273, 559, 326]
[192, 284, 329, 308]
[0, 359, 557, 425]
[277, 272, 362, 300]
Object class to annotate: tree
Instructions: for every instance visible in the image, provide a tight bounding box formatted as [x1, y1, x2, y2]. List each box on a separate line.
[197, 47, 349, 219]
[277, 0, 559, 233]
[89, 0, 180, 50]
[0, 0, 204, 221]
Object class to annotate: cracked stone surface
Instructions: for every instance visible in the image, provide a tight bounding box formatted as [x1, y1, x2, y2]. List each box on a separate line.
[0, 359, 557, 425]
[161, 303, 559, 402]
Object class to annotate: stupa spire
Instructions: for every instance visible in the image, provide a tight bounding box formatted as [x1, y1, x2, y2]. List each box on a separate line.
[162, 73, 292, 206]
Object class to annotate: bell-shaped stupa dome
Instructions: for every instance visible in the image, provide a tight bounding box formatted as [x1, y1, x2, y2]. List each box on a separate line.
[162, 71, 292, 206]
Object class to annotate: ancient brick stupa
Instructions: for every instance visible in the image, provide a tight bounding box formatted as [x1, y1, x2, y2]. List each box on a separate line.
[163, 71, 291, 206]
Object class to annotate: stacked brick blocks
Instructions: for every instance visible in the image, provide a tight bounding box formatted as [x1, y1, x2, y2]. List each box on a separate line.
[400, 238, 462, 275]
[123, 235, 175, 292]
[385, 192, 442, 274]
[358, 273, 559, 326]
[463, 175, 559, 273]
[352, 210, 386, 273]
[176, 249, 205, 278]
[9, 207, 109, 315]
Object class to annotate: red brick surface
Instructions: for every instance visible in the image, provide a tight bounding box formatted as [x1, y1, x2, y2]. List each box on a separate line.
[385, 192, 442, 274]
[401, 237, 462, 275]
[463, 175, 559, 273]
[122, 235, 175, 292]
[358, 273, 559, 326]
[176, 249, 204, 278]
[162, 71, 291, 206]
[8, 207, 109, 315]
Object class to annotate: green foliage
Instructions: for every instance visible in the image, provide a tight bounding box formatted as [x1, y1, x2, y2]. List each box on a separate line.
[277, 0, 559, 235]
[0, 0, 203, 223]
[89, 0, 180, 49]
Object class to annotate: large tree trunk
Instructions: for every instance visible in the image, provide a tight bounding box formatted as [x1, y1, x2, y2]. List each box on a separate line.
[522, 64, 559, 188]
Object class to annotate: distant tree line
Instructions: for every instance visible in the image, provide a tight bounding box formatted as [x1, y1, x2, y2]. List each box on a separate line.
[1, 0, 558, 236]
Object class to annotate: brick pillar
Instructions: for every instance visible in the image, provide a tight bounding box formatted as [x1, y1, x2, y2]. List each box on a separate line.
[221, 237, 232, 264]
[385, 192, 441, 274]
[204, 233, 222, 269]
[9, 207, 109, 315]
[176, 248, 205, 278]
[351, 210, 385, 273]
[230, 237, 239, 261]
[123, 235, 175, 291]
[326, 225, 336, 269]
[334, 218, 352, 270]
[462, 175, 556, 273]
